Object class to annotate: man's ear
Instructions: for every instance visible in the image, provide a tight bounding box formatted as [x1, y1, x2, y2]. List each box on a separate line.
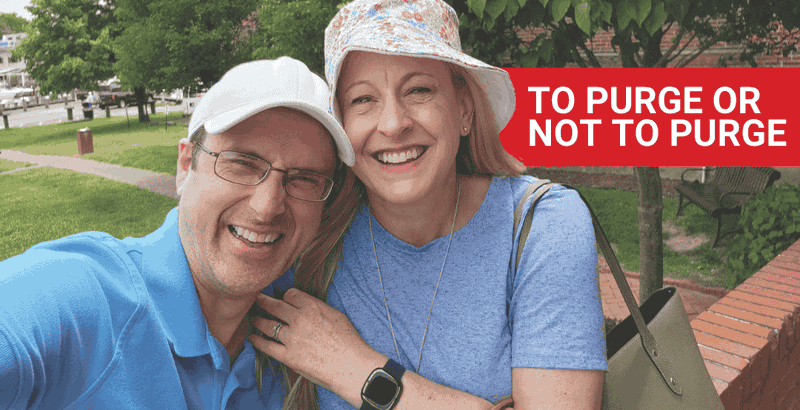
[176, 138, 193, 196]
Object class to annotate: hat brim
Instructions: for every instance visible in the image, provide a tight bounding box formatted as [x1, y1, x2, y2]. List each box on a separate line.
[203, 100, 355, 167]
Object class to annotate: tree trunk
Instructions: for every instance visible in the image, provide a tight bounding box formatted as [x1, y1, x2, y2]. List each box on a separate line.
[634, 167, 664, 302]
[134, 87, 150, 123]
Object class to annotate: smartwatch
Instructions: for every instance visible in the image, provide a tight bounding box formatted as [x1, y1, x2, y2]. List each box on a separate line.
[360, 359, 406, 410]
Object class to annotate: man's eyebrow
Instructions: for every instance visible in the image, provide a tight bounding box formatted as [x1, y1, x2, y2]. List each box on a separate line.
[227, 147, 327, 173]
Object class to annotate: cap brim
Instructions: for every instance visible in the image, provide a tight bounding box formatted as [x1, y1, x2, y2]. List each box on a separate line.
[203, 100, 355, 167]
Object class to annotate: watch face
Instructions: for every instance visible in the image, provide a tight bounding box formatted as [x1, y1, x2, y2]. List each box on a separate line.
[366, 374, 397, 406]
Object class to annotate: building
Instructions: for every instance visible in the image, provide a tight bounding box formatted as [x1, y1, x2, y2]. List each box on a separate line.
[0, 32, 28, 86]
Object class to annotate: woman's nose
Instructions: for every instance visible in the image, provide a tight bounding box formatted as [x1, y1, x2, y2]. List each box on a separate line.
[377, 98, 412, 138]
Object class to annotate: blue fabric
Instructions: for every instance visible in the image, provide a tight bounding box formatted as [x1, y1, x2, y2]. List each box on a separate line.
[0, 208, 291, 410]
[317, 176, 606, 408]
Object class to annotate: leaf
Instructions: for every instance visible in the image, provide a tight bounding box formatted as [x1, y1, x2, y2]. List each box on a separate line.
[552, 0, 570, 21]
[575, 1, 591, 35]
[505, 0, 520, 20]
[616, 4, 632, 31]
[647, 1, 667, 35]
[636, 0, 651, 25]
[485, 0, 507, 20]
[522, 53, 539, 67]
[518, 0, 528, 7]
[469, 0, 487, 17]
[600, 1, 612, 23]
[538, 0, 550, 7]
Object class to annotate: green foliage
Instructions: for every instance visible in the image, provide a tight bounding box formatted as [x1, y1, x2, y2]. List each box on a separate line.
[0, 13, 29, 34]
[113, 0, 260, 92]
[725, 184, 800, 288]
[451, 0, 800, 69]
[250, 0, 343, 75]
[14, 0, 115, 95]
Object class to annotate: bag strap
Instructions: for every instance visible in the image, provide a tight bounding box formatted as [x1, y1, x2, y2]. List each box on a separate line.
[513, 182, 683, 395]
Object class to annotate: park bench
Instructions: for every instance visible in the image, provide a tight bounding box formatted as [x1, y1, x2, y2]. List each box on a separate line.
[674, 167, 782, 247]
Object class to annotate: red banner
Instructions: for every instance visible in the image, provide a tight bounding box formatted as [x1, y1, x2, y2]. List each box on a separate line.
[500, 68, 799, 166]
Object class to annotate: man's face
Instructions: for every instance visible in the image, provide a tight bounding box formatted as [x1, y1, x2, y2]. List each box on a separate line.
[177, 107, 336, 297]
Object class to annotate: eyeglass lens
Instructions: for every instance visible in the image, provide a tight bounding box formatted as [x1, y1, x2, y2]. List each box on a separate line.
[214, 151, 332, 201]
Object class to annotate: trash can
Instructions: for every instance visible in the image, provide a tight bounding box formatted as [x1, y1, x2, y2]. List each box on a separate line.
[77, 128, 94, 155]
[82, 103, 94, 120]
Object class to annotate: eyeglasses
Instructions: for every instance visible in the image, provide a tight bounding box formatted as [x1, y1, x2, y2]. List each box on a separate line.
[195, 143, 334, 202]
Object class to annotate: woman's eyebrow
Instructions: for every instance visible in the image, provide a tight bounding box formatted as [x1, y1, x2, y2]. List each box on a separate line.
[341, 71, 437, 94]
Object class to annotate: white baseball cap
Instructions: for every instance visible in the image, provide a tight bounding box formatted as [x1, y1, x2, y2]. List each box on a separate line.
[188, 57, 355, 166]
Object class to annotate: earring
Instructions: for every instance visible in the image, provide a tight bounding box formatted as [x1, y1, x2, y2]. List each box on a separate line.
[462, 126, 469, 135]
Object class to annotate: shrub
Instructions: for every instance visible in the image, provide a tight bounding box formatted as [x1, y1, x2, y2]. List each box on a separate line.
[725, 183, 800, 288]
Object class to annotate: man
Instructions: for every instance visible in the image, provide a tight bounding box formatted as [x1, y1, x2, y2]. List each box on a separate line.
[0, 57, 355, 409]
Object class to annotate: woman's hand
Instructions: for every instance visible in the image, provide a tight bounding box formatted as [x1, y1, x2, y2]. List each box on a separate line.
[250, 288, 387, 406]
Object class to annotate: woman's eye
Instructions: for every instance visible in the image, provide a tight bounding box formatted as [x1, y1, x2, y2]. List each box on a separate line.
[407, 87, 431, 95]
[351, 96, 371, 104]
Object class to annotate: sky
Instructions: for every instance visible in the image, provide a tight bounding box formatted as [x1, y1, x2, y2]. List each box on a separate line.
[1, 0, 33, 20]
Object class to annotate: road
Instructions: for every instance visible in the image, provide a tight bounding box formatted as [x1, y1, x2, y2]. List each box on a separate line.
[1, 102, 183, 129]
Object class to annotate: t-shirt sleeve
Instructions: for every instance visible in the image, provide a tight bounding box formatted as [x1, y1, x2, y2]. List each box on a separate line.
[509, 185, 607, 371]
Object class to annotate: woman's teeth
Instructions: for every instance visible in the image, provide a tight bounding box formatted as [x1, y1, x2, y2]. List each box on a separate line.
[232, 226, 279, 244]
[377, 147, 423, 165]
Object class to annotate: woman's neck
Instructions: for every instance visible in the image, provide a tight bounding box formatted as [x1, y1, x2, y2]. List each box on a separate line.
[367, 175, 462, 248]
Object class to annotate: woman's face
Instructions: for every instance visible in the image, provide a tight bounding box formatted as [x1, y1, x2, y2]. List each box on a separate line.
[336, 51, 472, 205]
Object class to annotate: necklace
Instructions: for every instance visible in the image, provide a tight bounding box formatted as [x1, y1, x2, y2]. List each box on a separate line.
[368, 179, 461, 373]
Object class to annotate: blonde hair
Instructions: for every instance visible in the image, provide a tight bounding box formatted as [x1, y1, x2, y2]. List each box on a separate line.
[264, 56, 524, 410]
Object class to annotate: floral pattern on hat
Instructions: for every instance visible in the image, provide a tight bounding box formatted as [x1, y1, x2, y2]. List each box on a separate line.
[324, 0, 516, 132]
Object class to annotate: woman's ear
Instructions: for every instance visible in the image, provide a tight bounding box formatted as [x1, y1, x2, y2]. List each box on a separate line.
[459, 90, 475, 136]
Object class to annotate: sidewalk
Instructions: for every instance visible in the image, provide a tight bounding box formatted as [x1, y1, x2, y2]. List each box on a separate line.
[2, 151, 725, 320]
[0, 149, 177, 199]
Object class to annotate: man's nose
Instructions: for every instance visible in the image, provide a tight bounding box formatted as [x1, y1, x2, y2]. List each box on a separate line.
[377, 98, 412, 138]
[248, 171, 287, 219]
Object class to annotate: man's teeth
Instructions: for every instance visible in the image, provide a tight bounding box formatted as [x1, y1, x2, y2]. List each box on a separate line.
[233, 226, 279, 244]
[378, 147, 422, 164]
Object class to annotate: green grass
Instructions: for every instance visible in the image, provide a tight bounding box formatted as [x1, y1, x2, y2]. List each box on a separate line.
[0, 159, 34, 172]
[1, 114, 184, 175]
[576, 186, 732, 288]
[1, 167, 178, 261]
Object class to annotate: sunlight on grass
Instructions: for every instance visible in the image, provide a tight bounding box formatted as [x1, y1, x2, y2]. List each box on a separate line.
[576, 186, 730, 288]
[0, 159, 34, 172]
[1, 167, 178, 261]
[1, 114, 185, 175]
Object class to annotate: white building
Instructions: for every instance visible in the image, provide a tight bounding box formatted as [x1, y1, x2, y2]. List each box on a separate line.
[0, 32, 28, 86]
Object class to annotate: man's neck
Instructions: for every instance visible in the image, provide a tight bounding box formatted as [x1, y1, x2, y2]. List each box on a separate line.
[192, 279, 258, 365]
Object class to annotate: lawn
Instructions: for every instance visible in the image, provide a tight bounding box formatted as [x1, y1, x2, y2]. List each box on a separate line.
[1, 167, 178, 261]
[0, 159, 34, 172]
[576, 186, 731, 288]
[1, 113, 184, 175]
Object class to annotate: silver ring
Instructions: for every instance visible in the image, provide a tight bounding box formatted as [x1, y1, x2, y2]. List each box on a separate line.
[271, 322, 284, 341]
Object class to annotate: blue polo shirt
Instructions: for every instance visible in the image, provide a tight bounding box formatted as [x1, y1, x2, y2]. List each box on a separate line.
[0, 208, 291, 409]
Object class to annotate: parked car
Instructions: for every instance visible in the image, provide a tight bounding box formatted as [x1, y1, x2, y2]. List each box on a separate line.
[78, 85, 154, 109]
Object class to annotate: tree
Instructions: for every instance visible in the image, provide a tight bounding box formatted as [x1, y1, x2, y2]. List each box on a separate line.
[452, 0, 800, 301]
[113, 0, 260, 122]
[13, 0, 115, 96]
[249, 0, 343, 75]
[0, 13, 30, 34]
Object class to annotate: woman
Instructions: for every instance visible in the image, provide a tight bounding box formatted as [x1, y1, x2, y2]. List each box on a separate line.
[251, 1, 606, 408]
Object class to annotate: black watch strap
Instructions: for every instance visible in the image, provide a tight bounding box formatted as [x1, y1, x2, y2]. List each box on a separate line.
[360, 359, 406, 410]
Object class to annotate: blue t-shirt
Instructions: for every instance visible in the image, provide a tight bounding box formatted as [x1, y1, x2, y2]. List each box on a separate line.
[0, 208, 292, 410]
[317, 176, 607, 408]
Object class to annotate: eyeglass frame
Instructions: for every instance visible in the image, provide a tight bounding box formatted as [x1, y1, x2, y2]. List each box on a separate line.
[193, 142, 335, 202]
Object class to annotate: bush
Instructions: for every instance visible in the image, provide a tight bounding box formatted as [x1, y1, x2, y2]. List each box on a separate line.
[725, 184, 800, 288]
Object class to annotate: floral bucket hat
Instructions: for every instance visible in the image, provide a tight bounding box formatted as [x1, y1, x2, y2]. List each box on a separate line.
[324, 0, 516, 132]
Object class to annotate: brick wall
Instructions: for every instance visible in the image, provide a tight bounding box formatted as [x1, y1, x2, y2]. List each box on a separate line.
[690, 238, 800, 409]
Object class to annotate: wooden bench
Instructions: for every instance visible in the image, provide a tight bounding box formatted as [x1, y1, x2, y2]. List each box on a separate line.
[674, 167, 782, 247]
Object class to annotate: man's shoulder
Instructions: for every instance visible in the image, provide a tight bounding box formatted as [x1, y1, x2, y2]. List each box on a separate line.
[0, 231, 147, 319]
